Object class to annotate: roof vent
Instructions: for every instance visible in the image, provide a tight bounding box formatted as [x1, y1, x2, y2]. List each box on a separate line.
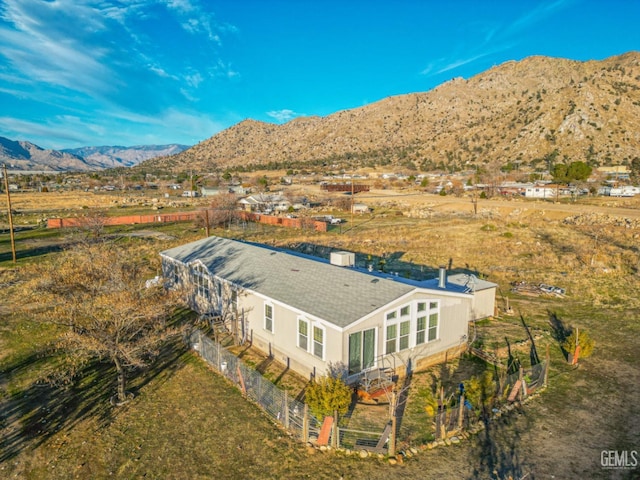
[330, 251, 355, 267]
[438, 266, 447, 288]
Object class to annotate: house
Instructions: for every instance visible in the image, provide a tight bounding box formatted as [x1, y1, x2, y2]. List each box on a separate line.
[201, 185, 249, 197]
[160, 236, 497, 381]
[524, 185, 557, 199]
[352, 203, 370, 214]
[599, 185, 640, 197]
[238, 193, 290, 213]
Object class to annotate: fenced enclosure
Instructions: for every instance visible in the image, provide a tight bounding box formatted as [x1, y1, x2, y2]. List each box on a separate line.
[433, 358, 548, 440]
[189, 330, 394, 453]
[189, 330, 323, 443]
[189, 329, 547, 454]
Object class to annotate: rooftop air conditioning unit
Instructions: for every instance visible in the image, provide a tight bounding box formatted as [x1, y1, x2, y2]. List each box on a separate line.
[330, 251, 355, 267]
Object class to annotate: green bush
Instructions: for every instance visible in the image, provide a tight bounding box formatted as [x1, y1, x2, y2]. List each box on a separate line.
[463, 371, 495, 412]
[304, 375, 352, 419]
[562, 328, 595, 358]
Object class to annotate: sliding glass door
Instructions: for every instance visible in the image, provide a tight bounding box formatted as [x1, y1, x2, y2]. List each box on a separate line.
[348, 328, 376, 374]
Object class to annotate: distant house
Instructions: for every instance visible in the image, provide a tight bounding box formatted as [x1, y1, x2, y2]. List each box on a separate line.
[352, 203, 370, 214]
[161, 236, 497, 380]
[524, 186, 557, 199]
[599, 185, 640, 197]
[201, 185, 249, 197]
[238, 193, 290, 213]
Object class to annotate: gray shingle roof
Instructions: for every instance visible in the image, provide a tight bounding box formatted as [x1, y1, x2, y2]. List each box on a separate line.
[161, 236, 414, 328]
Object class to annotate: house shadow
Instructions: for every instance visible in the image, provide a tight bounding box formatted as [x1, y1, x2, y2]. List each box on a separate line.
[283, 242, 483, 281]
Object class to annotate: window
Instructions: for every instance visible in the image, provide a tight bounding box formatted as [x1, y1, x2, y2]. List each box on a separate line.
[386, 300, 439, 352]
[264, 303, 273, 333]
[231, 289, 238, 310]
[298, 318, 308, 350]
[313, 326, 324, 359]
[191, 264, 210, 298]
[428, 312, 438, 341]
[399, 320, 411, 350]
[385, 324, 397, 354]
[416, 316, 427, 345]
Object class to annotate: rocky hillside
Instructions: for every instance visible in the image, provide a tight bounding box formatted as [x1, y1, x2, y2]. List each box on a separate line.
[0, 136, 90, 171]
[0, 138, 190, 171]
[62, 144, 189, 169]
[150, 52, 640, 173]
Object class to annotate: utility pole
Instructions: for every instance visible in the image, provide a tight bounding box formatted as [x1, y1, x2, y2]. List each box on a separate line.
[3, 164, 17, 263]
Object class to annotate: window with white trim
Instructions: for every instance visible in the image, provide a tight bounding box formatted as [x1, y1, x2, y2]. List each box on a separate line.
[298, 318, 309, 350]
[264, 303, 274, 333]
[385, 300, 440, 354]
[428, 311, 438, 341]
[191, 263, 210, 298]
[416, 315, 427, 345]
[313, 325, 324, 359]
[385, 323, 397, 354]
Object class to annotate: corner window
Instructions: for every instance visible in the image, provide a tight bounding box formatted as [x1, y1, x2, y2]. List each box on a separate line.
[264, 303, 274, 333]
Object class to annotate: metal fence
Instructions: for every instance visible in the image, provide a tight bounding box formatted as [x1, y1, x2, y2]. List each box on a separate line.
[189, 330, 323, 443]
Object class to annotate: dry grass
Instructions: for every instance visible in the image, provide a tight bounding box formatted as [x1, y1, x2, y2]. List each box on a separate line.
[2, 189, 640, 479]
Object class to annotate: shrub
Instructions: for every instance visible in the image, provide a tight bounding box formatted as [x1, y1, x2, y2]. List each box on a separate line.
[562, 328, 595, 358]
[463, 371, 496, 412]
[304, 375, 352, 419]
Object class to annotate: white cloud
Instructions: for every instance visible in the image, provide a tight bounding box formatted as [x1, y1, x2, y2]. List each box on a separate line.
[266, 109, 301, 123]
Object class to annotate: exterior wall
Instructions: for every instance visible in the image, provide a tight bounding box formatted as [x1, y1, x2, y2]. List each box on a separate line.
[239, 290, 339, 379]
[469, 288, 496, 319]
[524, 187, 555, 198]
[342, 290, 471, 375]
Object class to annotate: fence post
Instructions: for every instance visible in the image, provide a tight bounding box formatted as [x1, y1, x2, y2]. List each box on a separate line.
[389, 390, 397, 457]
[518, 366, 524, 401]
[216, 338, 221, 371]
[284, 391, 290, 429]
[332, 410, 338, 449]
[302, 404, 309, 443]
[544, 345, 550, 388]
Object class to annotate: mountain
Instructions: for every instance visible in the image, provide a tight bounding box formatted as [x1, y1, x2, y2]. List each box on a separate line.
[62, 144, 189, 169]
[0, 137, 89, 171]
[0, 138, 190, 171]
[148, 52, 640, 174]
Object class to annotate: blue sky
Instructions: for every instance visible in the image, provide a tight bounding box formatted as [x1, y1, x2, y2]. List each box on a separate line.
[0, 0, 638, 150]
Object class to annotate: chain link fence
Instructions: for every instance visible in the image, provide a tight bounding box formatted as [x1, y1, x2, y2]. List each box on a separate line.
[189, 330, 324, 443]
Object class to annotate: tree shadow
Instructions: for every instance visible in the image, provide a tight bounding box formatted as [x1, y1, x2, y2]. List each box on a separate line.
[547, 310, 571, 361]
[0, 333, 190, 464]
[467, 404, 534, 479]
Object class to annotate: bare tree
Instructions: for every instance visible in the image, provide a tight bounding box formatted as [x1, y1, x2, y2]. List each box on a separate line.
[72, 208, 108, 243]
[23, 243, 186, 404]
[198, 192, 238, 235]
